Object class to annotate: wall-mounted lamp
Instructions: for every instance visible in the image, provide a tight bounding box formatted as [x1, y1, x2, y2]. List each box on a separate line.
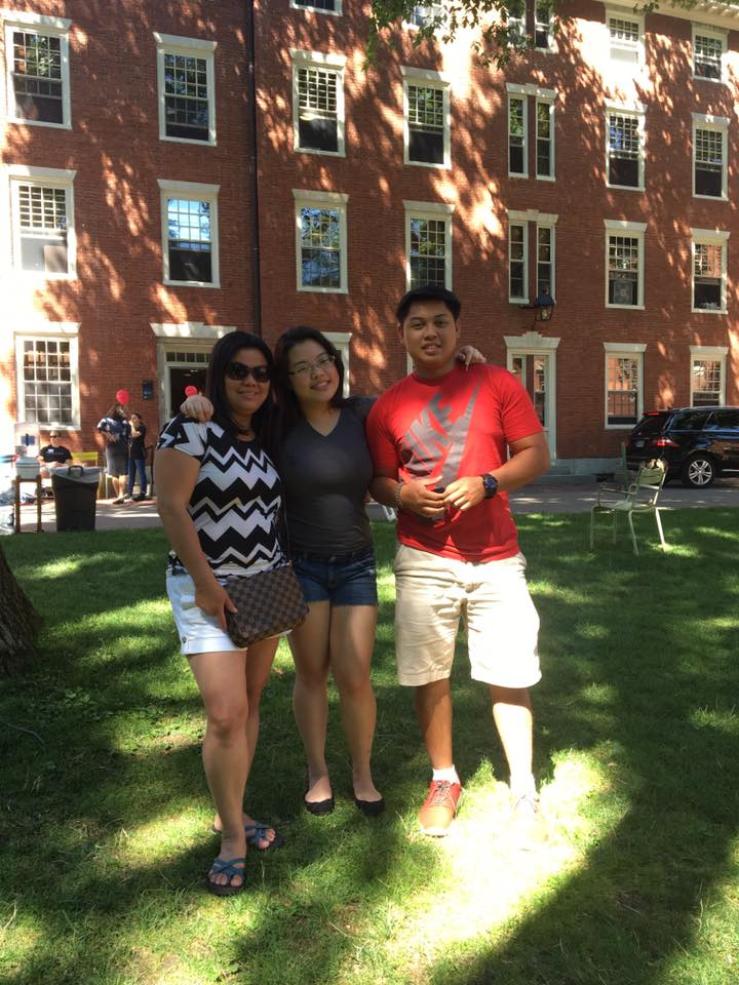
[520, 289, 555, 327]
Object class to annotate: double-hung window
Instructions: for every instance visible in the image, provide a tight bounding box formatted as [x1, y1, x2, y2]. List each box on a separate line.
[294, 190, 348, 293]
[408, 3, 445, 28]
[693, 116, 727, 199]
[693, 26, 726, 82]
[154, 34, 217, 145]
[508, 215, 529, 303]
[292, 50, 345, 156]
[508, 95, 527, 177]
[3, 11, 71, 127]
[9, 166, 76, 278]
[607, 13, 642, 68]
[535, 97, 554, 178]
[16, 332, 79, 427]
[403, 68, 450, 168]
[292, 0, 342, 13]
[606, 107, 644, 189]
[605, 220, 645, 308]
[536, 219, 556, 300]
[690, 346, 727, 405]
[604, 344, 645, 427]
[404, 201, 454, 290]
[158, 180, 219, 287]
[692, 229, 728, 313]
[534, 0, 552, 49]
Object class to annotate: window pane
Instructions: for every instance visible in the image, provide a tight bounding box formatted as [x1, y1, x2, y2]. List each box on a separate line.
[298, 67, 339, 152]
[509, 98, 525, 174]
[695, 128, 723, 197]
[607, 356, 639, 424]
[167, 199, 213, 282]
[12, 30, 63, 124]
[608, 114, 640, 187]
[22, 337, 74, 425]
[164, 52, 210, 141]
[608, 236, 639, 305]
[410, 217, 447, 289]
[300, 207, 342, 288]
[694, 34, 722, 79]
[408, 85, 445, 164]
[693, 243, 723, 309]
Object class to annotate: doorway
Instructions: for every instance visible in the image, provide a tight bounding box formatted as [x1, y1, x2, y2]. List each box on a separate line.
[160, 347, 211, 421]
[506, 338, 558, 461]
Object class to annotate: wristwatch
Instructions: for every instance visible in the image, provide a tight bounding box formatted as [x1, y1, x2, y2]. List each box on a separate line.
[480, 473, 498, 499]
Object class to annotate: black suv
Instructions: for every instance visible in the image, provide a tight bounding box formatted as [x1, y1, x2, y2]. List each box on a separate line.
[625, 406, 739, 487]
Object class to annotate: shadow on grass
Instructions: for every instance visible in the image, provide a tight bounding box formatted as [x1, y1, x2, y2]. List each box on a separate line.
[1, 513, 738, 984]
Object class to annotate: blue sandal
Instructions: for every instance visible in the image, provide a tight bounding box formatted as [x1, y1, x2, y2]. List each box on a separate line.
[206, 856, 246, 897]
[210, 820, 284, 851]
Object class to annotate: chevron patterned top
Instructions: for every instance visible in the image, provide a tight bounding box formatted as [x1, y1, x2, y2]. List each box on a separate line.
[158, 415, 286, 578]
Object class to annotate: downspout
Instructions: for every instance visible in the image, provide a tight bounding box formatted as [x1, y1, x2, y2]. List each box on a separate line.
[245, 0, 262, 335]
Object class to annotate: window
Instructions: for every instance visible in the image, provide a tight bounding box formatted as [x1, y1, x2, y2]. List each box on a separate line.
[604, 345, 645, 427]
[292, 0, 341, 13]
[507, 0, 526, 43]
[690, 348, 726, 406]
[9, 166, 76, 278]
[293, 189, 348, 293]
[693, 26, 726, 82]
[409, 3, 444, 28]
[693, 117, 727, 199]
[404, 201, 454, 290]
[536, 98, 554, 178]
[607, 108, 643, 189]
[291, 50, 345, 156]
[536, 223, 555, 299]
[508, 95, 527, 176]
[607, 13, 642, 67]
[3, 11, 71, 127]
[154, 34, 217, 145]
[605, 221, 645, 308]
[692, 229, 728, 313]
[403, 68, 450, 167]
[158, 180, 219, 287]
[15, 328, 79, 428]
[534, 0, 552, 49]
[509, 222, 528, 302]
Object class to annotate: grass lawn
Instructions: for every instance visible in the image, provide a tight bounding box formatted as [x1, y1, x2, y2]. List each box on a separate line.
[1, 510, 738, 985]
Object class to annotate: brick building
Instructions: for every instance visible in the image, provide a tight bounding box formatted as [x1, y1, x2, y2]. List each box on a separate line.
[2, 0, 738, 471]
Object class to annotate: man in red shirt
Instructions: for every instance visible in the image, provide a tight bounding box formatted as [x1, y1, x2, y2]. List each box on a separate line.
[367, 286, 550, 839]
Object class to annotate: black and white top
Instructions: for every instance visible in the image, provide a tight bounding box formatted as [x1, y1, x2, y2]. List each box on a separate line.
[157, 416, 285, 578]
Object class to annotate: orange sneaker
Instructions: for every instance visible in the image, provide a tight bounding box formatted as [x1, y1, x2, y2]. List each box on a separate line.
[418, 779, 462, 837]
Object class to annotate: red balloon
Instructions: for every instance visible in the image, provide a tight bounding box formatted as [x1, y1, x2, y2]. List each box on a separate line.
[184, 385, 198, 397]
[116, 388, 130, 405]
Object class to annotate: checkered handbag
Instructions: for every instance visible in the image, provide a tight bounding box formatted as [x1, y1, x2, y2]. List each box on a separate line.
[224, 563, 308, 648]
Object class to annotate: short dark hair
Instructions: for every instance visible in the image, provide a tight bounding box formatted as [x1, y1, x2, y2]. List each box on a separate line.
[205, 330, 274, 438]
[268, 326, 346, 454]
[396, 285, 461, 324]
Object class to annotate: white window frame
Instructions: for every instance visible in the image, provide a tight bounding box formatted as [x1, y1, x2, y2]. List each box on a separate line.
[604, 219, 646, 310]
[402, 67, 451, 170]
[324, 331, 351, 395]
[507, 211, 529, 303]
[535, 215, 557, 301]
[689, 345, 727, 406]
[508, 92, 528, 178]
[403, 199, 454, 291]
[692, 24, 727, 84]
[14, 322, 80, 430]
[691, 227, 729, 315]
[6, 164, 77, 280]
[605, 101, 645, 191]
[290, 0, 342, 15]
[291, 49, 346, 158]
[534, 0, 554, 50]
[154, 33, 217, 147]
[606, 9, 644, 71]
[692, 114, 728, 201]
[405, 4, 446, 30]
[2, 10, 71, 129]
[603, 342, 646, 430]
[535, 96, 555, 180]
[293, 188, 349, 294]
[158, 179, 220, 289]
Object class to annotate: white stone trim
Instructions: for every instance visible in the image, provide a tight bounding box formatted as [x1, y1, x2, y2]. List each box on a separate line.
[292, 188, 348, 204]
[150, 323, 233, 339]
[290, 0, 343, 16]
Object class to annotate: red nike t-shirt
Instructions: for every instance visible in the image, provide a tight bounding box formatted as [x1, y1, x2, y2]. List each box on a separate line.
[366, 363, 543, 562]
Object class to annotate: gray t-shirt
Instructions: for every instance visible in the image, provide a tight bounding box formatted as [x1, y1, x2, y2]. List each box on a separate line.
[279, 397, 375, 556]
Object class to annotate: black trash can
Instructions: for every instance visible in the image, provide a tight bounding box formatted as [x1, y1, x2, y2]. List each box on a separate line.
[52, 466, 100, 532]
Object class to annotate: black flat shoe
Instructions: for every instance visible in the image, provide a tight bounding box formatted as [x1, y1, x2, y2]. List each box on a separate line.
[304, 794, 335, 816]
[353, 794, 385, 817]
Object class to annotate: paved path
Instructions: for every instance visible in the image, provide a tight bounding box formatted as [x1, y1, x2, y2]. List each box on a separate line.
[9, 477, 738, 534]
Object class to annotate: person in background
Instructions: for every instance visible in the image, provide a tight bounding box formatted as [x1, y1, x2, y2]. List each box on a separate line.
[127, 412, 149, 501]
[97, 403, 130, 504]
[38, 431, 72, 474]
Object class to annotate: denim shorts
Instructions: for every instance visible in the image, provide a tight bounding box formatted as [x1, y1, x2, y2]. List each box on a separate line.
[291, 546, 377, 606]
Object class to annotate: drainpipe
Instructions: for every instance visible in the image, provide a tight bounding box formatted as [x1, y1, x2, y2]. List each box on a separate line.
[245, 0, 262, 335]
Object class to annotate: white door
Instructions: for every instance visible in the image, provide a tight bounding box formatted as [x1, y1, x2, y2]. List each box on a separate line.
[508, 350, 557, 460]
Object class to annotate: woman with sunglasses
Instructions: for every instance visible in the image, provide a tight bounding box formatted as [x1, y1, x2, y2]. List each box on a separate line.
[155, 331, 285, 897]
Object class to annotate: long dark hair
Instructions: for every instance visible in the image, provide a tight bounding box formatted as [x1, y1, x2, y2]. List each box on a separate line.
[205, 331, 274, 439]
[269, 326, 345, 453]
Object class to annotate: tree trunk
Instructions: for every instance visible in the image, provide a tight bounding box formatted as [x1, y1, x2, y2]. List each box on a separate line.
[0, 541, 41, 676]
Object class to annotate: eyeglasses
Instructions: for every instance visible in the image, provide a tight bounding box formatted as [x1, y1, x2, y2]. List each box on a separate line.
[225, 361, 271, 383]
[288, 352, 336, 377]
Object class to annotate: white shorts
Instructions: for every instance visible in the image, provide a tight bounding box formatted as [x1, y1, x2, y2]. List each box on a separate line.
[393, 544, 541, 689]
[167, 573, 244, 656]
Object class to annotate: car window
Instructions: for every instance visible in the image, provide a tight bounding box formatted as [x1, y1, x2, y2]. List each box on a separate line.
[632, 414, 668, 436]
[706, 409, 739, 429]
[671, 410, 711, 430]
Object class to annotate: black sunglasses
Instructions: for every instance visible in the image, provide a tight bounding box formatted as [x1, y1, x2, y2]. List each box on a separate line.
[225, 361, 271, 383]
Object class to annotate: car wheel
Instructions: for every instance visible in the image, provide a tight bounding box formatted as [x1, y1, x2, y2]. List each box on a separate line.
[681, 454, 716, 488]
